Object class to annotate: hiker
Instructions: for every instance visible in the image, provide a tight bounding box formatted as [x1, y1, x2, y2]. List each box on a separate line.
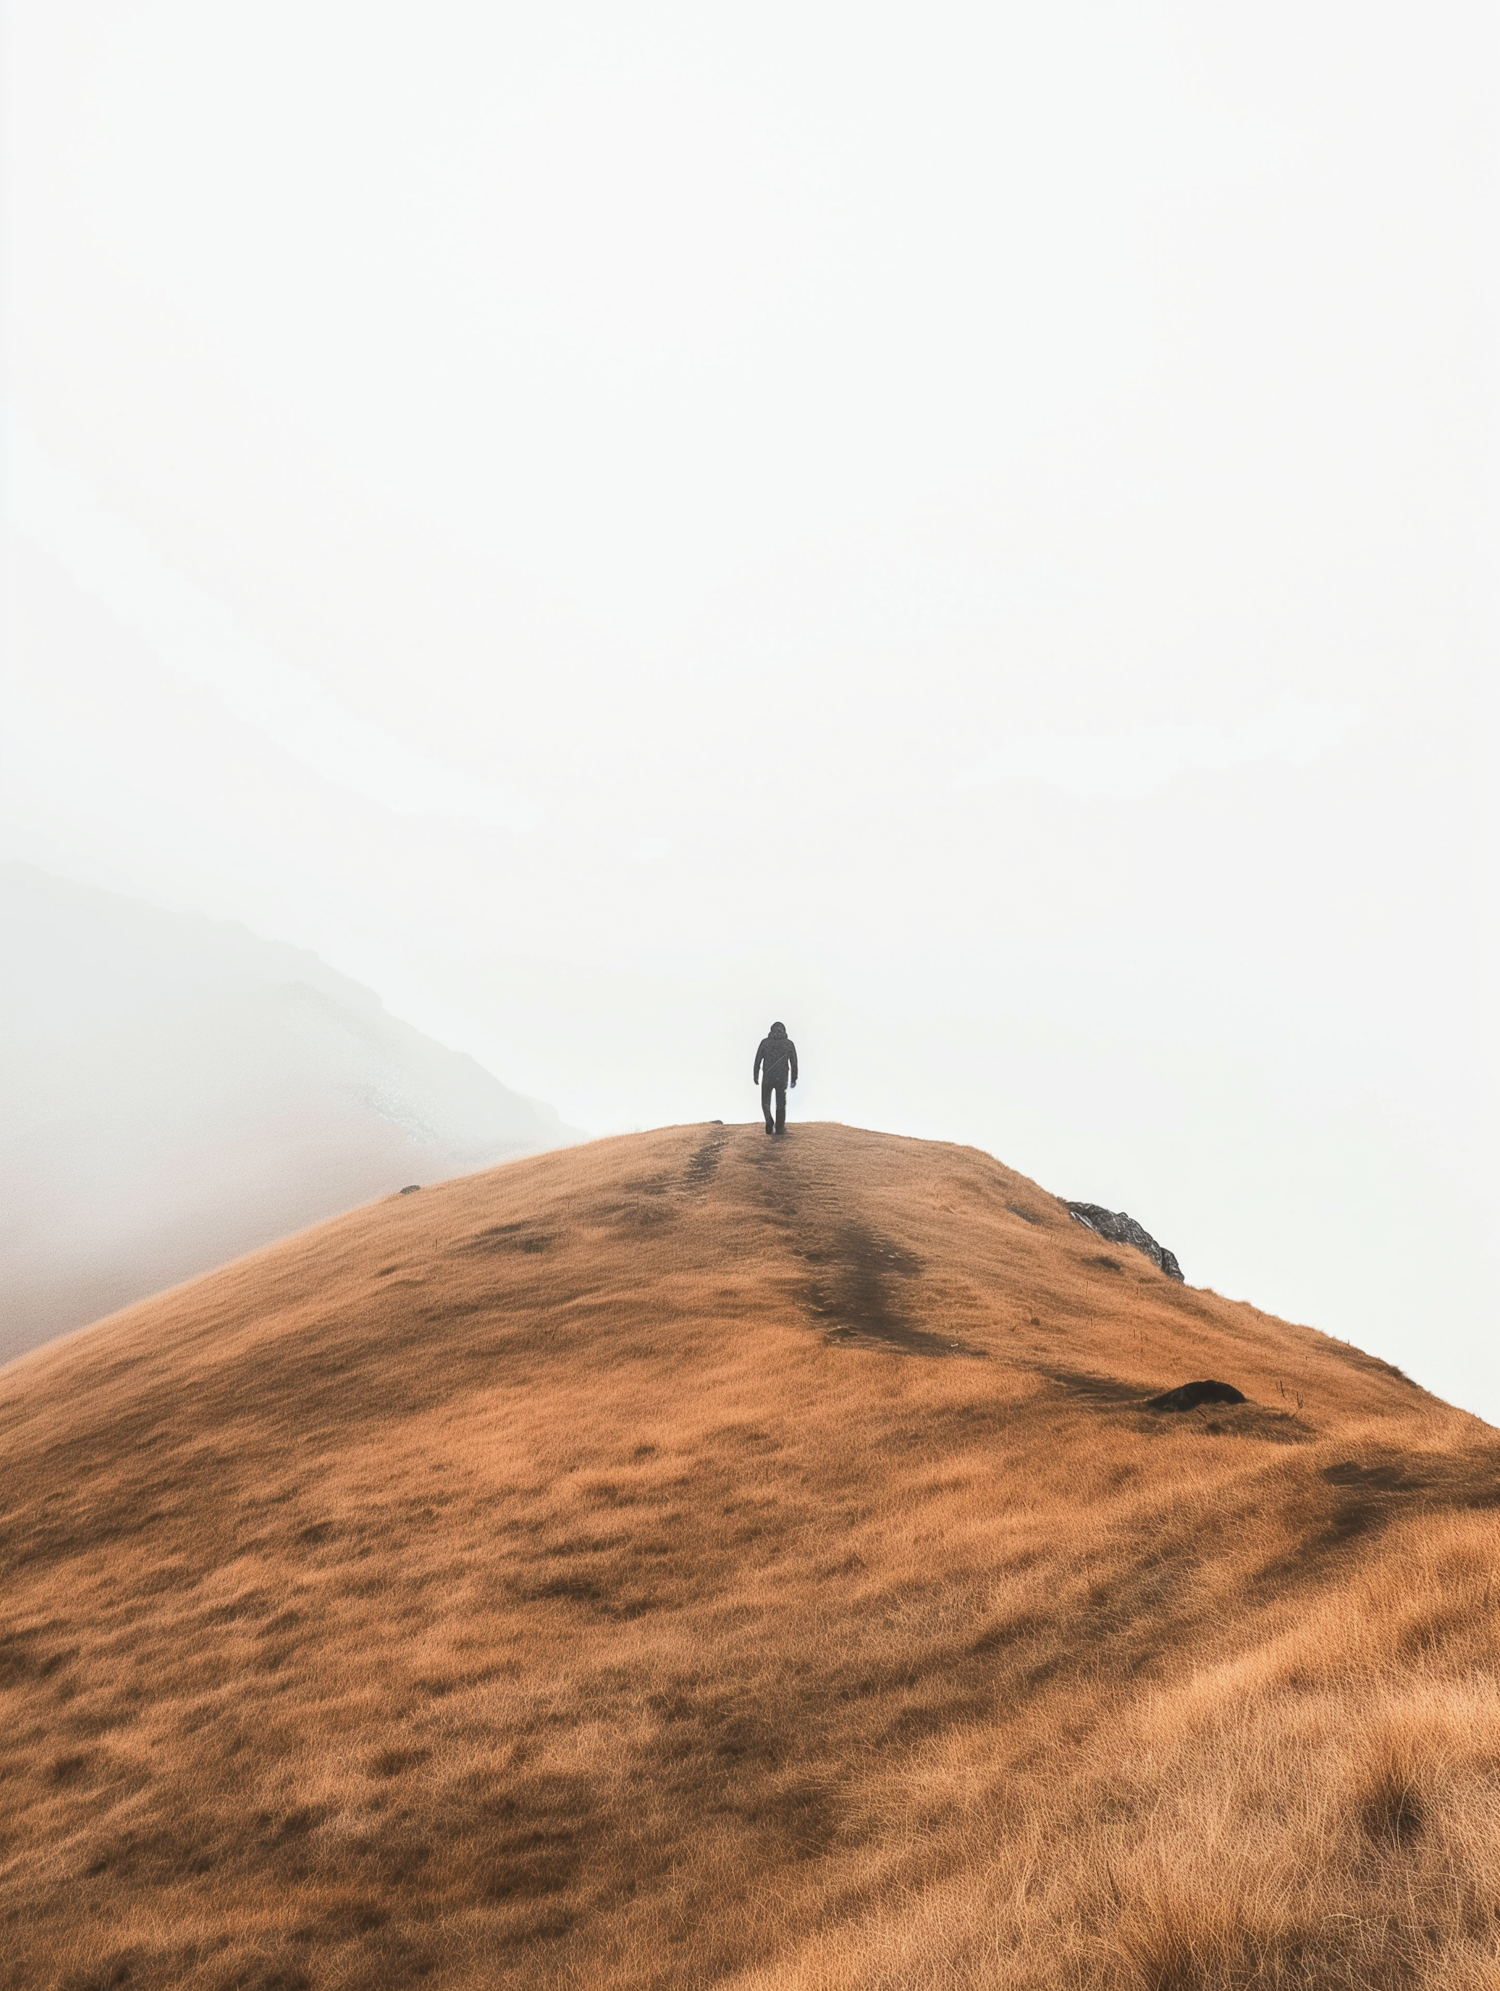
[753, 1022, 798, 1136]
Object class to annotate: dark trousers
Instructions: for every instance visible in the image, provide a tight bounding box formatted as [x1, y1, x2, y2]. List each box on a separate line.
[761, 1077, 786, 1133]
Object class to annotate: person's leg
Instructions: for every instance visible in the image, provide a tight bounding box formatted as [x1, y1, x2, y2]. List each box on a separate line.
[774, 1083, 786, 1134]
[761, 1078, 776, 1133]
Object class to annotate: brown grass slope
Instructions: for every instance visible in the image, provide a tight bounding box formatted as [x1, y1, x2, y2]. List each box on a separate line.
[2, 1123, 1498, 1991]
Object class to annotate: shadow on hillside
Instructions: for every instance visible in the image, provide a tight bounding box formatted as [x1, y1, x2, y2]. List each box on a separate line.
[741, 1133, 986, 1357]
[801, 1220, 981, 1357]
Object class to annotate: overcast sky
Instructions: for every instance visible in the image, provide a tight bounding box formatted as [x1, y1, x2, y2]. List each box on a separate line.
[3, 4, 1497, 1412]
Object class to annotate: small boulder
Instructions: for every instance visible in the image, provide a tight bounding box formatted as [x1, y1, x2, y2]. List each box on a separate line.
[1147, 1379, 1246, 1412]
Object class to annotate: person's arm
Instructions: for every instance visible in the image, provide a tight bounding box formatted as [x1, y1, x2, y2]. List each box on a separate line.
[753, 1041, 764, 1083]
[789, 1041, 798, 1086]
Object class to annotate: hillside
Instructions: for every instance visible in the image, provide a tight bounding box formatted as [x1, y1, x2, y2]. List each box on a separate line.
[0, 864, 575, 1359]
[2, 1122, 1497, 1991]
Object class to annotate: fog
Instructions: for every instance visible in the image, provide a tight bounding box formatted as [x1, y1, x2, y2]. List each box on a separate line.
[2, 7, 1496, 1410]
[0, 865, 572, 1360]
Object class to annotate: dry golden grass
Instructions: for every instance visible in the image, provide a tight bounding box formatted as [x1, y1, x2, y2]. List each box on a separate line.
[1, 1121, 1497, 1990]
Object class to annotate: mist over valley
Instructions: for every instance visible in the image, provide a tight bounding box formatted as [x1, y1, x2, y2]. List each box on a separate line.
[0, 865, 574, 1360]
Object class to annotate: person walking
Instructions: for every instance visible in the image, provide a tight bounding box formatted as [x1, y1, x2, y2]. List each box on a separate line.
[753, 1021, 798, 1136]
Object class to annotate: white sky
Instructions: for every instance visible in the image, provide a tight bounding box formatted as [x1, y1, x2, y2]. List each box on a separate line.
[3, 4, 1497, 1412]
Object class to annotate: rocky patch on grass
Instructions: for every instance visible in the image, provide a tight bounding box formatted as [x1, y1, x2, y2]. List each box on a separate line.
[1147, 1380, 1246, 1412]
[1067, 1202, 1184, 1281]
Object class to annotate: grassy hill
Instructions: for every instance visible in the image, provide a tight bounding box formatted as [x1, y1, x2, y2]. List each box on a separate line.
[2, 1122, 1497, 1990]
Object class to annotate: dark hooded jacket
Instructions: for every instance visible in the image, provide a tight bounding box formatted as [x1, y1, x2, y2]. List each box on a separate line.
[754, 1024, 798, 1088]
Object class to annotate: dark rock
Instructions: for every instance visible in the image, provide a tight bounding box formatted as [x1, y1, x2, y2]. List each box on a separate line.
[399, 1184, 422, 1195]
[1147, 1380, 1246, 1412]
[1066, 1202, 1184, 1281]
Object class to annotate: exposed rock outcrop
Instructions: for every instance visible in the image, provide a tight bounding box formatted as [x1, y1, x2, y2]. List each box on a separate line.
[1067, 1201, 1184, 1281]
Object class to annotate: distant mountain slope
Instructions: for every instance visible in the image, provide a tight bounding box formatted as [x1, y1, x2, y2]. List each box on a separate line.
[0, 1121, 1494, 1990]
[0, 864, 577, 1357]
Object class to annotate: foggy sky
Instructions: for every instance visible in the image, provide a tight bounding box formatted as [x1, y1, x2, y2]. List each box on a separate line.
[3, 6, 1496, 1411]
[0, 863, 572, 1359]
